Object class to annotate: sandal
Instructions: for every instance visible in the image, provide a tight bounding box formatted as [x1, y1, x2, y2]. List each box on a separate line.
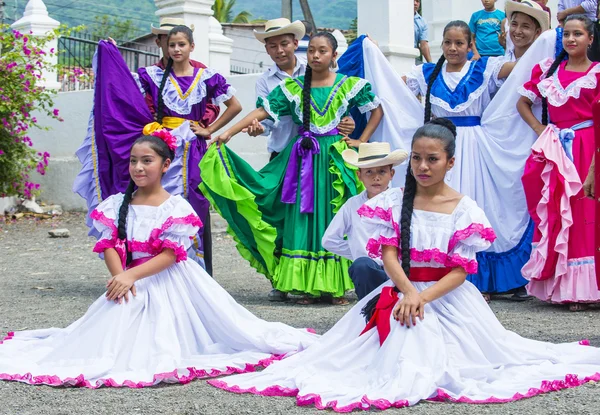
[296, 297, 318, 305]
[331, 297, 350, 306]
[482, 293, 491, 303]
[569, 303, 589, 312]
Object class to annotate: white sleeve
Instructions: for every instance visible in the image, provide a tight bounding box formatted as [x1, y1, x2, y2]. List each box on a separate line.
[322, 205, 353, 260]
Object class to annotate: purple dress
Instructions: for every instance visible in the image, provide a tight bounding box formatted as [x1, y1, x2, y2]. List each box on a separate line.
[73, 41, 235, 268]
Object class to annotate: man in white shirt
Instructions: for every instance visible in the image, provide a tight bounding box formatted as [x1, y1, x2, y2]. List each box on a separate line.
[322, 143, 408, 300]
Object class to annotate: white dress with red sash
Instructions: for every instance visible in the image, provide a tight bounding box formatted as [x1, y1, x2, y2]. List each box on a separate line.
[208, 188, 600, 411]
[0, 194, 317, 388]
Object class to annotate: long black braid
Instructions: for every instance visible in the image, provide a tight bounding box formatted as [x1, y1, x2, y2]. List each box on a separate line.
[116, 135, 175, 267]
[300, 32, 338, 150]
[424, 21, 472, 123]
[361, 118, 457, 323]
[541, 14, 594, 125]
[156, 57, 173, 125]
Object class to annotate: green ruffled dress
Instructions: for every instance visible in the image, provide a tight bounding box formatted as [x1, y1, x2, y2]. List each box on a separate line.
[200, 73, 380, 297]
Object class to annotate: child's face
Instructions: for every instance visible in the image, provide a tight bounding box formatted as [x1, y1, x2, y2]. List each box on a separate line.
[129, 143, 170, 188]
[563, 19, 593, 58]
[442, 28, 471, 66]
[481, 0, 496, 10]
[410, 137, 454, 188]
[308, 36, 337, 73]
[358, 165, 394, 197]
[168, 32, 195, 63]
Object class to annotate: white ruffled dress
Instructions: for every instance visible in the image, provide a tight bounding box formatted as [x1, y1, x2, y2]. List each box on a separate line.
[0, 194, 317, 388]
[209, 189, 600, 411]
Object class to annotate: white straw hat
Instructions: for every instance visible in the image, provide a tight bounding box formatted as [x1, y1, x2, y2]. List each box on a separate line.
[254, 18, 306, 43]
[342, 142, 408, 169]
[151, 17, 195, 35]
[506, 1, 550, 33]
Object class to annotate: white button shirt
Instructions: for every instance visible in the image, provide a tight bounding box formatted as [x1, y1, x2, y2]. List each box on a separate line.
[322, 190, 383, 265]
[255, 56, 307, 153]
[558, 0, 598, 21]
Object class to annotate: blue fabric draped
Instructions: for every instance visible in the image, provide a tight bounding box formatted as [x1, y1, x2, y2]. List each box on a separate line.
[467, 220, 533, 293]
[338, 35, 368, 139]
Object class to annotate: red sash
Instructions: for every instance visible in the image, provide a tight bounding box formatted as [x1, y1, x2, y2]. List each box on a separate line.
[360, 267, 451, 345]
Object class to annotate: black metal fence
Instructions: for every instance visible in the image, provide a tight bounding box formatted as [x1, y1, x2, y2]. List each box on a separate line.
[57, 32, 160, 92]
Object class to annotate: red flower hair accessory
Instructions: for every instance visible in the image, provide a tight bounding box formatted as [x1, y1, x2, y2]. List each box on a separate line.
[151, 129, 177, 151]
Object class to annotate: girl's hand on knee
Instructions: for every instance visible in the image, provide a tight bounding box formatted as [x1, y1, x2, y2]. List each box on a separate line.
[393, 290, 426, 327]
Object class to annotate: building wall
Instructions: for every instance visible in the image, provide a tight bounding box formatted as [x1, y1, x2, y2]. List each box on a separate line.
[29, 73, 268, 210]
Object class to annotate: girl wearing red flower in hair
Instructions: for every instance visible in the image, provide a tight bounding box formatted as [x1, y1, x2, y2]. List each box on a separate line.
[0, 132, 318, 389]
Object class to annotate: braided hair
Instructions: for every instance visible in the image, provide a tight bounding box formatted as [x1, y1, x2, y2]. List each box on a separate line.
[156, 25, 194, 124]
[116, 135, 175, 267]
[300, 32, 338, 150]
[361, 118, 457, 322]
[424, 21, 472, 123]
[541, 15, 594, 125]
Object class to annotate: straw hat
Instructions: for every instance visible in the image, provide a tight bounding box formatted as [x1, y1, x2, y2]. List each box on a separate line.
[151, 17, 195, 35]
[506, 1, 550, 33]
[342, 142, 408, 169]
[254, 18, 306, 44]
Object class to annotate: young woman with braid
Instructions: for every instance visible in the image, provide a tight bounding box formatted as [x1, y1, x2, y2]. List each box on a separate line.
[402, 20, 534, 303]
[0, 132, 318, 388]
[199, 32, 383, 305]
[517, 14, 600, 310]
[74, 26, 241, 276]
[208, 119, 600, 411]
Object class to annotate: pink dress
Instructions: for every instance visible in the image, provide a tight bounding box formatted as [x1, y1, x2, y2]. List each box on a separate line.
[519, 59, 600, 303]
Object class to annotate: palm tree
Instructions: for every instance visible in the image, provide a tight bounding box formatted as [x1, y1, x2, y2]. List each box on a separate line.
[212, 0, 252, 24]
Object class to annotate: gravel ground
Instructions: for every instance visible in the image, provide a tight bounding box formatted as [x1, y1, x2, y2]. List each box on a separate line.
[1, 213, 600, 415]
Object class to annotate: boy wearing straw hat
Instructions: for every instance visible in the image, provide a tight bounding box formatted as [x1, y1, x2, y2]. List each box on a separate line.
[501, 1, 550, 61]
[322, 143, 408, 300]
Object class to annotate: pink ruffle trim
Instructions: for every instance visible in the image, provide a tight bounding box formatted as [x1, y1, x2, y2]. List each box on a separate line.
[149, 214, 203, 241]
[0, 332, 14, 345]
[410, 248, 478, 274]
[0, 353, 283, 389]
[357, 205, 392, 222]
[129, 239, 188, 263]
[365, 236, 399, 259]
[90, 209, 118, 239]
[209, 359, 600, 411]
[448, 223, 496, 251]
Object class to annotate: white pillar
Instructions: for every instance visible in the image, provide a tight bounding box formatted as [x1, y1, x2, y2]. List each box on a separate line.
[154, 0, 215, 64]
[208, 17, 233, 75]
[332, 30, 348, 59]
[11, 0, 61, 90]
[357, 0, 418, 75]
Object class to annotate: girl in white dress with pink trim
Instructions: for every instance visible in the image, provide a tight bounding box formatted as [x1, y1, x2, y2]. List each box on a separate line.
[208, 119, 600, 411]
[0, 131, 317, 388]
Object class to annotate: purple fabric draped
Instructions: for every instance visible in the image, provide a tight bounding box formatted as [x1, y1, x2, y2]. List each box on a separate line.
[281, 127, 340, 214]
[94, 41, 154, 198]
[91, 41, 212, 257]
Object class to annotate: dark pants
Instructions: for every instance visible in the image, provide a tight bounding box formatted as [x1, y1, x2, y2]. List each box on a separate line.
[269, 151, 280, 162]
[203, 211, 213, 277]
[348, 257, 389, 300]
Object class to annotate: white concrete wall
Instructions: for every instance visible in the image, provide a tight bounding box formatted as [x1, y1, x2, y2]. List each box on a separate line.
[222, 24, 271, 74]
[28, 73, 267, 211]
[422, 0, 559, 61]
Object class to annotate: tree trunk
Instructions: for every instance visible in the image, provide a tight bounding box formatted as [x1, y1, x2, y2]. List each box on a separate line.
[281, 0, 292, 19]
